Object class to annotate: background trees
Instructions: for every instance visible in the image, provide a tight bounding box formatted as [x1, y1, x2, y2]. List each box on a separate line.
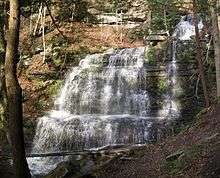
[193, 0, 210, 107]
[145, 0, 182, 32]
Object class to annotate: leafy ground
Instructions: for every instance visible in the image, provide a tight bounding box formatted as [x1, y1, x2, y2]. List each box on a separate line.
[94, 105, 220, 178]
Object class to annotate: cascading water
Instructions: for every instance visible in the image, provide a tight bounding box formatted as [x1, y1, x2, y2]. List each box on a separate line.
[158, 40, 180, 118]
[172, 14, 203, 40]
[28, 48, 156, 175]
[57, 48, 149, 117]
[33, 48, 153, 153]
[159, 14, 204, 118]
[28, 14, 203, 176]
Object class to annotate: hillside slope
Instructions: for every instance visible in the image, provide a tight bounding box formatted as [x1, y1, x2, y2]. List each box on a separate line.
[94, 106, 220, 178]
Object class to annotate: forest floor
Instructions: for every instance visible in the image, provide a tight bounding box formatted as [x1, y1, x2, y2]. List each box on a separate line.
[94, 105, 220, 178]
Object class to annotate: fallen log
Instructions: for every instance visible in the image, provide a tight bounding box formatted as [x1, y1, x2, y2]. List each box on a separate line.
[0, 144, 143, 159]
[0, 151, 98, 159]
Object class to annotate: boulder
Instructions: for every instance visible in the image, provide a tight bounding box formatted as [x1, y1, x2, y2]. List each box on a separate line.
[44, 155, 96, 178]
[145, 35, 167, 42]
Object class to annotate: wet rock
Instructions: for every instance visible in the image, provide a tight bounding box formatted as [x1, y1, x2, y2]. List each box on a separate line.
[144, 35, 167, 42]
[97, 15, 122, 24]
[44, 155, 96, 178]
[87, 8, 100, 16]
[44, 162, 69, 178]
[42, 145, 141, 178]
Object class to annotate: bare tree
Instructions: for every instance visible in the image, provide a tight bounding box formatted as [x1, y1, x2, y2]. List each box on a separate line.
[4, 0, 31, 177]
[0, 0, 7, 121]
[211, 0, 220, 98]
[193, 0, 210, 107]
[0, 0, 9, 145]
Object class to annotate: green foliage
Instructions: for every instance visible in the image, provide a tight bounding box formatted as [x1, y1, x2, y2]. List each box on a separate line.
[51, 47, 64, 67]
[195, 107, 210, 119]
[197, 0, 210, 18]
[146, 0, 211, 32]
[176, 42, 196, 62]
[34, 99, 48, 110]
[213, 96, 220, 104]
[111, 0, 128, 12]
[164, 157, 185, 176]
[47, 80, 64, 96]
[49, 35, 69, 48]
[172, 121, 193, 135]
[164, 143, 205, 176]
[65, 52, 81, 66]
[158, 78, 168, 93]
[74, 0, 89, 21]
[32, 79, 63, 110]
[145, 47, 157, 65]
[146, 0, 182, 32]
[23, 119, 35, 138]
[147, 76, 168, 95]
[128, 25, 149, 41]
[54, 0, 92, 22]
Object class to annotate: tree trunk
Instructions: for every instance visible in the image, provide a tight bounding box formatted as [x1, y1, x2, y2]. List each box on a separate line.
[0, 37, 7, 133]
[0, 0, 8, 144]
[193, 0, 210, 107]
[211, 0, 220, 98]
[0, 0, 6, 51]
[4, 0, 31, 177]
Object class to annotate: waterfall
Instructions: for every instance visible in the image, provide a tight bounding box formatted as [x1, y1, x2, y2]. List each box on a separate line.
[56, 48, 149, 116]
[31, 48, 156, 152]
[28, 47, 157, 175]
[158, 14, 204, 118]
[158, 40, 180, 118]
[172, 14, 203, 40]
[27, 15, 203, 175]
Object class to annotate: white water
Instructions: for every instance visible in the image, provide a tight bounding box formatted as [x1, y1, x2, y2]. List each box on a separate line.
[28, 15, 203, 175]
[28, 47, 157, 175]
[56, 47, 149, 116]
[173, 14, 203, 40]
[31, 47, 155, 151]
[158, 14, 204, 118]
[158, 40, 180, 118]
